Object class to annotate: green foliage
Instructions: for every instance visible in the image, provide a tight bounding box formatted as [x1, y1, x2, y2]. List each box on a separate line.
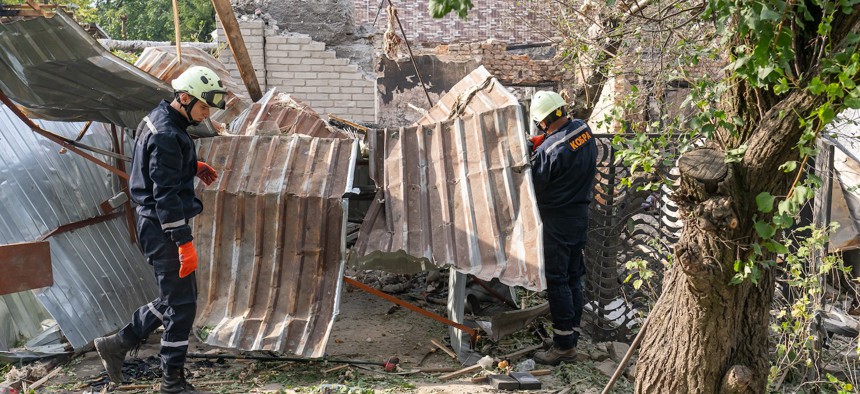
[428, 0, 474, 19]
[111, 49, 139, 65]
[94, 0, 215, 42]
[767, 224, 854, 391]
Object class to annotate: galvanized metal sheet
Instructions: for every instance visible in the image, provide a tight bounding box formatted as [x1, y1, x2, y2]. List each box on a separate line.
[353, 66, 544, 290]
[0, 11, 170, 128]
[193, 135, 356, 356]
[0, 241, 53, 296]
[353, 105, 545, 290]
[0, 292, 50, 351]
[0, 103, 158, 349]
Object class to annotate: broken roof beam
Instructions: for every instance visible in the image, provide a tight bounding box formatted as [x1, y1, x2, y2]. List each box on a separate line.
[211, 0, 262, 101]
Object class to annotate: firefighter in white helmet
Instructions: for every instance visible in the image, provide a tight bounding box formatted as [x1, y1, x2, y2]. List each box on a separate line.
[529, 91, 598, 365]
[95, 66, 226, 393]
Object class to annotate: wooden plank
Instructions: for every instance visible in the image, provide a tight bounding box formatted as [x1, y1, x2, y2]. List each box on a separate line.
[171, 0, 182, 63]
[0, 241, 53, 295]
[431, 338, 457, 359]
[211, 0, 263, 101]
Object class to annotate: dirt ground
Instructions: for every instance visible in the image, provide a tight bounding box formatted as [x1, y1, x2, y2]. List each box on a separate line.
[14, 286, 626, 393]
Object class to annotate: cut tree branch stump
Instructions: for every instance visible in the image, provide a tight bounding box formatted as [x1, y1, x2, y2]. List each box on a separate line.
[678, 148, 728, 198]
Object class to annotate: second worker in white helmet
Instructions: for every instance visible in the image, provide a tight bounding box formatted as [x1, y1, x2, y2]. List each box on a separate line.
[529, 91, 598, 366]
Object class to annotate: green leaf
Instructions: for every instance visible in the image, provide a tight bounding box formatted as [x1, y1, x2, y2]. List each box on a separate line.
[755, 220, 776, 239]
[774, 77, 790, 95]
[779, 161, 798, 172]
[760, 5, 782, 21]
[756, 192, 776, 213]
[809, 77, 826, 95]
[757, 65, 775, 80]
[778, 200, 794, 215]
[845, 97, 860, 109]
[793, 185, 811, 204]
[752, 242, 763, 255]
[764, 240, 789, 254]
[819, 105, 836, 125]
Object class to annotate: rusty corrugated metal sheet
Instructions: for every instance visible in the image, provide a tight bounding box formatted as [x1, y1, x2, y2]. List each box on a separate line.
[135, 46, 251, 130]
[193, 135, 357, 356]
[230, 88, 343, 138]
[353, 105, 545, 290]
[415, 66, 517, 126]
[353, 66, 545, 290]
[0, 11, 170, 128]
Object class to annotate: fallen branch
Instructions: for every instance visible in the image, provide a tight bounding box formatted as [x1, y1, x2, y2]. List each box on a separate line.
[322, 364, 350, 374]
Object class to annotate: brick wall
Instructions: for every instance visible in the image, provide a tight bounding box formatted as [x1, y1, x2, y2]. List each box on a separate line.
[355, 0, 553, 45]
[217, 20, 376, 123]
[433, 40, 574, 86]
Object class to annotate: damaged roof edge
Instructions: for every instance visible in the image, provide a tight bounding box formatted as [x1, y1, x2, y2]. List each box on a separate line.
[0, 10, 170, 128]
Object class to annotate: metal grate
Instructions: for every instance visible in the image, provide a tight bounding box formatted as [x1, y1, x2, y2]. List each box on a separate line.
[584, 134, 682, 341]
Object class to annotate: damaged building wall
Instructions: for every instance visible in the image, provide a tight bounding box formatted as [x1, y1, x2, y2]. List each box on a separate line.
[354, 0, 552, 45]
[376, 55, 478, 126]
[217, 19, 376, 123]
[378, 40, 573, 126]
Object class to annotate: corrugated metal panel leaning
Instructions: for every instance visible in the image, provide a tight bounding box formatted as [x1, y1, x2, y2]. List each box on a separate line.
[193, 135, 357, 356]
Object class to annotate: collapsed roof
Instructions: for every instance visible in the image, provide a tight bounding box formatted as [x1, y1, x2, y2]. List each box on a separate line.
[352, 66, 546, 291]
[0, 9, 548, 358]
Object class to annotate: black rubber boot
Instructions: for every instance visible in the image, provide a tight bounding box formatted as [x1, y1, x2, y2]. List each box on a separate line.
[161, 368, 196, 394]
[94, 333, 134, 384]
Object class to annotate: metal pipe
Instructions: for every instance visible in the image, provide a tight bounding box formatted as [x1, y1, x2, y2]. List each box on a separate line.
[343, 276, 479, 345]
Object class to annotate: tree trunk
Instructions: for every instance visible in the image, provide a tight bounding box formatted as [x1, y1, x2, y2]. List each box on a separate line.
[635, 245, 774, 393]
[633, 71, 829, 392]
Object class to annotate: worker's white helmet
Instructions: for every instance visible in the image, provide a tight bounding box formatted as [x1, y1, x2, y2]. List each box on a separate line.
[171, 66, 228, 109]
[530, 91, 567, 123]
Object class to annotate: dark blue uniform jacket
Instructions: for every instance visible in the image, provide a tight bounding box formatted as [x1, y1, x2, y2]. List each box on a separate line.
[129, 100, 202, 247]
[531, 118, 597, 218]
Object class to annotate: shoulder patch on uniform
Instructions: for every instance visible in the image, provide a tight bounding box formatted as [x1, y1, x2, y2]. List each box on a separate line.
[545, 122, 589, 153]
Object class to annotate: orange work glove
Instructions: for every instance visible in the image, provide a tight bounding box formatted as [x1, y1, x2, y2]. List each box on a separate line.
[178, 241, 198, 278]
[529, 134, 546, 153]
[196, 161, 218, 186]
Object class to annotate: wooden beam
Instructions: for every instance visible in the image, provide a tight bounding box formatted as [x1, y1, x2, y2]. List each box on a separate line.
[211, 0, 262, 101]
[171, 0, 182, 64]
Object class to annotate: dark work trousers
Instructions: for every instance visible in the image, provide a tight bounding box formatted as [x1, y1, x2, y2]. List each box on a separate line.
[118, 214, 197, 372]
[542, 214, 587, 350]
